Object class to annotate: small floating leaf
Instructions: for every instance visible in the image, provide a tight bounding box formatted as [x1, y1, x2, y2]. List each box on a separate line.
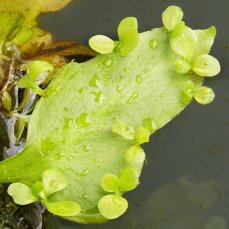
[194, 86, 215, 105]
[42, 169, 68, 196]
[101, 174, 120, 193]
[174, 59, 191, 74]
[89, 35, 115, 54]
[31, 181, 46, 199]
[181, 80, 195, 105]
[119, 167, 138, 192]
[170, 25, 197, 60]
[18, 60, 53, 95]
[112, 119, 135, 140]
[45, 200, 81, 216]
[135, 127, 150, 144]
[117, 17, 139, 56]
[8, 183, 38, 205]
[98, 194, 128, 219]
[192, 54, 221, 77]
[124, 145, 145, 167]
[143, 118, 157, 133]
[193, 26, 216, 58]
[162, 5, 183, 32]
[149, 38, 158, 49]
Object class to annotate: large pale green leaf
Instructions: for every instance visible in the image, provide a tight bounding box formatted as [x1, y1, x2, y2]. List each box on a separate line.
[0, 6, 220, 224]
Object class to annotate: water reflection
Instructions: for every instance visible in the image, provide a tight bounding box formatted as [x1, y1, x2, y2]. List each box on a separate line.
[49, 177, 226, 229]
[127, 177, 224, 229]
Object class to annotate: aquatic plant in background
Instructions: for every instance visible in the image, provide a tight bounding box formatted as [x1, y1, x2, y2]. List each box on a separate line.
[0, 1, 220, 226]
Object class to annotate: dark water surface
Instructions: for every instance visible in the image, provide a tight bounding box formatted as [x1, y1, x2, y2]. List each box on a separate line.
[39, 0, 229, 228]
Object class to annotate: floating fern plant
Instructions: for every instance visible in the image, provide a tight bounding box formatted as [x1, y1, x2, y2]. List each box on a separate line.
[0, 6, 220, 224]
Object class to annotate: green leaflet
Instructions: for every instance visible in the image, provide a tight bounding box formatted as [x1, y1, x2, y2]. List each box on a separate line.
[193, 26, 216, 58]
[194, 86, 215, 105]
[89, 35, 116, 54]
[18, 60, 53, 95]
[42, 168, 68, 196]
[192, 54, 221, 77]
[98, 194, 128, 219]
[8, 168, 81, 217]
[101, 167, 138, 194]
[174, 59, 191, 74]
[0, 5, 221, 224]
[170, 25, 197, 60]
[117, 17, 139, 56]
[101, 174, 120, 193]
[7, 183, 38, 205]
[162, 5, 183, 32]
[45, 200, 81, 217]
[89, 17, 139, 56]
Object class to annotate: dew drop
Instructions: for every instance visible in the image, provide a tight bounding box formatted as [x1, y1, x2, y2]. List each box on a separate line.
[83, 145, 90, 152]
[62, 117, 70, 131]
[143, 68, 149, 73]
[136, 74, 142, 84]
[149, 38, 158, 49]
[49, 180, 58, 188]
[103, 58, 113, 67]
[83, 194, 89, 199]
[63, 107, 69, 112]
[104, 74, 111, 81]
[54, 152, 65, 160]
[75, 113, 89, 128]
[116, 85, 122, 92]
[91, 91, 101, 103]
[89, 74, 99, 87]
[67, 155, 73, 160]
[53, 153, 61, 160]
[93, 157, 98, 163]
[39, 151, 45, 159]
[143, 118, 157, 133]
[23, 156, 30, 165]
[78, 87, 84, 94]
[137, 55, 142, 60]
[80, 168, 89, 176]
[127, 91, 138, 104]
[160, 92, 165, 98]
[125, 145, 145, 166]
[123, 67, 130, 74]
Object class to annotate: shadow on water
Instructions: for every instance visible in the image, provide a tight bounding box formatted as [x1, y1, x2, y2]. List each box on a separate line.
[46, 177, 227, 229]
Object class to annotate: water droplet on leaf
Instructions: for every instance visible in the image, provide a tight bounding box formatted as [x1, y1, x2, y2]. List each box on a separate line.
[124, 145, 145, 167]
[103, 58, 113, 67]
[75, 113, 89, 128]
[136, 74, 142, 84]
[80, 168, 88, 176]
[149, 38, 158, 49]
[127, 91, 138, 104]
[135, 127, 150, 144]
